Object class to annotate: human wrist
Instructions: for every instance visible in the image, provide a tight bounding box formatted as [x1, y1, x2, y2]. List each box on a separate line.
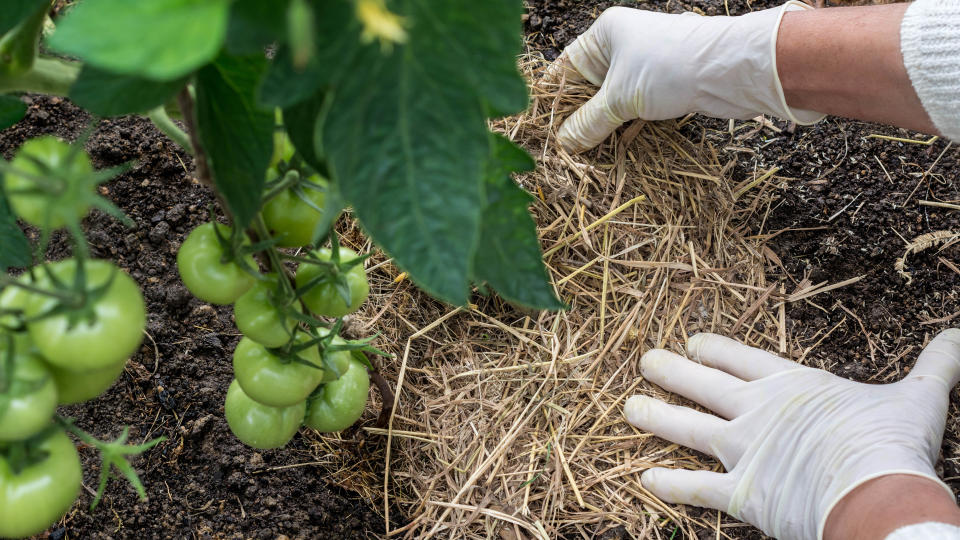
[824, 474, 960, 540]
[776, 3, 937, 133]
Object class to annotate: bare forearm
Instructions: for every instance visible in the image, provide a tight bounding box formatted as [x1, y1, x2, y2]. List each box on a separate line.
[824, 475, 960, 540]
[777, 3, 937, 134]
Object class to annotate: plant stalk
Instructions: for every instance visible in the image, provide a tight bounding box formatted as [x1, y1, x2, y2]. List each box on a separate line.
[0, 56, 78, 96]
[146, 106, 193, 155]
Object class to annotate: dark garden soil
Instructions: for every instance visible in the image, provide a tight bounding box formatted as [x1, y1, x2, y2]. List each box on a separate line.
[5, 0, 959, 538]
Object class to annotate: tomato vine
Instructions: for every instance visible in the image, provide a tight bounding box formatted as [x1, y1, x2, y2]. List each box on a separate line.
[0, 0, 560, 535]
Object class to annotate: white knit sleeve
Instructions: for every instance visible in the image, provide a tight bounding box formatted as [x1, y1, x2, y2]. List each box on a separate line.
[885, 522, 960, 540]
[900, 0, 960, 141]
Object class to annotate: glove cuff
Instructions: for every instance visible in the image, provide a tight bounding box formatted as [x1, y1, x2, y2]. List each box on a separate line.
[770, 1, 827, 124]
[817, 470, 953, 540]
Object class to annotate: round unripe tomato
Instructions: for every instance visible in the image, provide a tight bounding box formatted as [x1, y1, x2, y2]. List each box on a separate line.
[45, 358, 127, 405]
[234, 277, 302, 348]
[262, 175, 337, 248]
[177, 222, 257, 305]
[2, 136, 94, 229]
[224, 379, 305, 450]
[233, 334, 323, 407]
[304, 356, 369, 432]
[0, 347, 57, 441]
[25, 259, 146, 372]
[295, 247, 369, 318]
[0, 428, 82, 538]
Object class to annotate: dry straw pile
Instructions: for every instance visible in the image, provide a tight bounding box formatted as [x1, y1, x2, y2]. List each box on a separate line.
[313, 56, 833, 539]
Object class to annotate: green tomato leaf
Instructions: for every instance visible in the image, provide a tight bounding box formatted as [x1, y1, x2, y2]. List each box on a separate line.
[473, 134, 563, 310]
[195, 53, 274, 229]
[47, 0, 230, 81]
[259, 45, 326, 109]
[0, 188, 32, 271]
[0, 96, 26, 130]
[300, 0, 528, 305]
[69, 66, 186, 117]
[0, 0, 48, 37]
[226, 0, 290, 54]
[281, 89, 326, 170]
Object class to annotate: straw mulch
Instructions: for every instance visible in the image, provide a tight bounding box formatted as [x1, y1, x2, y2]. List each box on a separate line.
[307, 56, 839, 539]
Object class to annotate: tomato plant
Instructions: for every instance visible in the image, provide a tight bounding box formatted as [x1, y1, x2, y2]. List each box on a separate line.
[0, 0, 567, 531]
[0, 428, 82, 539]
[25, 258, 146, 371]
[296, 246, 370, 318]
[305, 355, 370, 433]
[224, 379, 306, 450]
[177, 222, 257, 305]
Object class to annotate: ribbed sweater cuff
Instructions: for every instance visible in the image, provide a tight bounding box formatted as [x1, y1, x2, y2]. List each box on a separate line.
[901, 0, 960, 141]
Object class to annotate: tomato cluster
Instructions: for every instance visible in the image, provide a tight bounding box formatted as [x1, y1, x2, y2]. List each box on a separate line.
[0, 137, 157, 538]
[0, 259, 146, 537]
[177, 131, 373, 450]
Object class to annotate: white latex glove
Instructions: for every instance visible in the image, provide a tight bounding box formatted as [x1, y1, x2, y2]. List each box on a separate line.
[552, 1, 826, 153]
[624, 330, 960, 540]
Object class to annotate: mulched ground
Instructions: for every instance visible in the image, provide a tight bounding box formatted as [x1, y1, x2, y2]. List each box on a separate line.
[524, 0, 960, 537]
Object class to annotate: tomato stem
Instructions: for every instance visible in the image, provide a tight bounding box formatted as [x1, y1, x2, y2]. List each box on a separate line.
[146, 106, 193, 155]
[0, 273, 81, 304]
[0, 56, 78, 96]
[261, 169, 301, 203]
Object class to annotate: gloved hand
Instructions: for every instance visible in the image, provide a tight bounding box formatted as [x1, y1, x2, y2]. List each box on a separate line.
[552, 1, 826, 153]
[624, 330, 960, 540]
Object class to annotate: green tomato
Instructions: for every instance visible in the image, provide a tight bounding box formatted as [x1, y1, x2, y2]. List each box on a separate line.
[25, 259, 146, 372]
[0, 428, 82, 539]
[177, 222, 257, 305]
[224, 379, 305, 450]
[233, 334, 323, 407]
[234, 276, 302, 348]
[2, 136, 94, 229]
[0, 346, 57, 442]
[304, 356, 369, 433]
[45, 358, 127, 405]
[262, 175, 336, 248]
[0, 275, 33, 330]
[295, 247, 369, 318]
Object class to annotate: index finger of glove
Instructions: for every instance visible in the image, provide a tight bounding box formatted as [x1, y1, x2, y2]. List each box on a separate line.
[556, 86, 626, 153]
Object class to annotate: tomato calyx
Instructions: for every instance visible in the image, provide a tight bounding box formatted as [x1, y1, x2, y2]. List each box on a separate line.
[26, 258, 116, 329]
[293, 235, 370, 307]
[55, 416, 164, 510]
[0, 423, 61, 474]
[206, 214, 266, 274]
[264, 328, 325, 372]
[313, 320, 388, 379]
